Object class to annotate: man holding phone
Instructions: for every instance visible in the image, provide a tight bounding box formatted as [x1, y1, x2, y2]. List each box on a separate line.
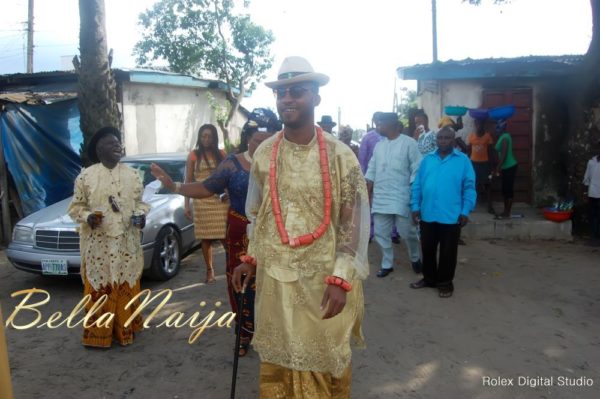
[413, 110, 437, 155]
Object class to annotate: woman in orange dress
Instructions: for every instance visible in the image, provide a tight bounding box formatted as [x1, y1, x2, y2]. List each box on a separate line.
[185, 124, 228, 283]
[467, 118, 496, 214]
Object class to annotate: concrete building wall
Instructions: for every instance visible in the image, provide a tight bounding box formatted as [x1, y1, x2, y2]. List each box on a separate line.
[441, 81, 484, 141]
[418, 80, 484, 141]
[415, 77, 571, 205]
[121, 83, 244, 156]
[531, 81, 570, 204]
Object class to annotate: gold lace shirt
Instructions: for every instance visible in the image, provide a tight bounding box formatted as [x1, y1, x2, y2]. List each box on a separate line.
[245, 131, 370, 378]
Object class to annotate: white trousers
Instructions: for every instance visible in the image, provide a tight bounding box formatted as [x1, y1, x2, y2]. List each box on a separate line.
[374, 213, 421, 269]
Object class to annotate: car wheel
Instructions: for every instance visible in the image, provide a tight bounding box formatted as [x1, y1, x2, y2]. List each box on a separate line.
[147, 226, 181, 280]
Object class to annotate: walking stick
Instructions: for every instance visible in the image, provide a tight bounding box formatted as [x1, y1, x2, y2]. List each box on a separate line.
[230, 284, 245, 399]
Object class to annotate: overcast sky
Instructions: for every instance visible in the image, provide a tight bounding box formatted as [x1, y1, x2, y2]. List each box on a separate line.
[0, 0, 593, 130]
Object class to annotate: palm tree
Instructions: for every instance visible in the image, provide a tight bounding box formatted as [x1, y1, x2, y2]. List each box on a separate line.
[73, 0, 121, 167]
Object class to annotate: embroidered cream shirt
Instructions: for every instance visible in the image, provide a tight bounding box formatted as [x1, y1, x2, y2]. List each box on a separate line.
[68, 163, 150, 290]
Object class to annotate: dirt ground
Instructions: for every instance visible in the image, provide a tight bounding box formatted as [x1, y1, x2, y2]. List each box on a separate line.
[1, 238, 599, 399]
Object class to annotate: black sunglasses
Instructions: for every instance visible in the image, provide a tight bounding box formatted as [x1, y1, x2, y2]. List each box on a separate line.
[273, 86, 310, 100]
[108, 195, 120, 213]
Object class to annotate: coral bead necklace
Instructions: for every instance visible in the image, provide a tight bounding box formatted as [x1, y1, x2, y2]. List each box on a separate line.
[269, 126, 332, 247]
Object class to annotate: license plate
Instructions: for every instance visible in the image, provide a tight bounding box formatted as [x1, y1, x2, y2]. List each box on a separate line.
[41, 259, 68, 275]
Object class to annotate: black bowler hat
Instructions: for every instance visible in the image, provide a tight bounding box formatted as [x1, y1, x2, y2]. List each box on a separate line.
[317, 115, 336, 127]
[378, 112, 400, 124]
[87, 126, 122, 163]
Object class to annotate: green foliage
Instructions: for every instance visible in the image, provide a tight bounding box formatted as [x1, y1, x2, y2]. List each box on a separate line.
[206, 91, 230, 126]
[134, 0, 274, 99]
[396, 89, 418, 127]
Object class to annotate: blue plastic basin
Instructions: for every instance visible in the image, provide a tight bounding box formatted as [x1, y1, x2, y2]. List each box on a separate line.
[489, 105, 515, 120]
[444, 106, 468, 116]
[468, 108, 489, 120]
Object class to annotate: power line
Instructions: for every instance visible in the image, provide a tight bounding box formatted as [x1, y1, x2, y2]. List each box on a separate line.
[35, 43, 78, 48]
[0, 51, 25, 60]
[0, 33, 25, 39]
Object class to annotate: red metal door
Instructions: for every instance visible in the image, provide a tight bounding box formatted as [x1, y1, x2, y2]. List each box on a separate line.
[482, 88, 533, 203]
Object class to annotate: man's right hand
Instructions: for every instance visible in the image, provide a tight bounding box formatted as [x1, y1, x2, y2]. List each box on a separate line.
[232, 262, 256, 293]
[87, 213, 102, 229]
[412, 211, 421, 225]
[184, 208, 193, 220]
[150, 163, 175, 192]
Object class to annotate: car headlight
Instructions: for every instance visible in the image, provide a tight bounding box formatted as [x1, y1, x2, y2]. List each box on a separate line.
[12, 226, 34, 244]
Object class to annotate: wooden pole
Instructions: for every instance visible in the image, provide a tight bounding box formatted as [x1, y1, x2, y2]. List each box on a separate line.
[432, 0, 438, 62]
[0, 306, 14, 399]
[27, 0, 34, 73]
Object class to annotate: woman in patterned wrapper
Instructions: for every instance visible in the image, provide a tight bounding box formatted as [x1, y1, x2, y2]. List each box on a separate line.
[151, 108, 281, 357]
[185, 124, 229, 283]
[68, 127, 150, 348]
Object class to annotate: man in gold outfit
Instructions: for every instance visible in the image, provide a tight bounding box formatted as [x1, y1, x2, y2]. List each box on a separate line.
[233, 56, 370, 398]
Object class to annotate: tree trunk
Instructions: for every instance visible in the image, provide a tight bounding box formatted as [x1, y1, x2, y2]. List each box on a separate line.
[220, 85, 246, 147]
[566, 0, 600, 233]
[216, 119, 230, 149]
[74, 0, 121, 167]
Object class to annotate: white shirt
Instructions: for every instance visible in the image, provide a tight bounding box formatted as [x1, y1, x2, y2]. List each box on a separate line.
[365, 134, 421, 216]
[584, 156, 600, 198]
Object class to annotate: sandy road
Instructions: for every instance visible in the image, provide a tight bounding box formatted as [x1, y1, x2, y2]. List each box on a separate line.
[1, 239, 599, 399]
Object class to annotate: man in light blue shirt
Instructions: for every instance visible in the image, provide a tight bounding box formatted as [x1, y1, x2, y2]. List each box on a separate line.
[410, 126, 476, 297]
[366, 112, 422, 277]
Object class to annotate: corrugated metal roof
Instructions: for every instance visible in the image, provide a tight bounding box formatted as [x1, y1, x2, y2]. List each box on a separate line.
[114, 68, 233, 91]
[0, 68, 235, 93]
[0, 68, 245, 103]
[397, 54, 584, 81]
[0, 91, 76, 104]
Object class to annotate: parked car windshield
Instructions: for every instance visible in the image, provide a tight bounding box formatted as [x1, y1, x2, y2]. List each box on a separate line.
[123, 159, 185, 194]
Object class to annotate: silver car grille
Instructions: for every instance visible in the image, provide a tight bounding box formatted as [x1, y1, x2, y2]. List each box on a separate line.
[35, 230, 80, 251]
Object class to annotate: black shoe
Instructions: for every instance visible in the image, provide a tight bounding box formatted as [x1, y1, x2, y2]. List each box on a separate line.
[376, 268, 394, 278]
[409, 278, 434, 289]
[391, 236, 401, 244]
[411, 260, 422, 274]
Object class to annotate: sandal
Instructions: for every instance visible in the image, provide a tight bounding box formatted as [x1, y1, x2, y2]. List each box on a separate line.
[438, 288, 453, 298]
[238, 338, 250, 357]
[205, 267, 216, 284]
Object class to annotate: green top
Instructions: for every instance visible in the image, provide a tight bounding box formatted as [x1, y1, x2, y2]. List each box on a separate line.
[495, 132, 517, 169]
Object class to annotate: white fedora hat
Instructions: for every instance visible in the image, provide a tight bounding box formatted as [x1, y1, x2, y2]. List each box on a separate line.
[265, 56, 329, 89]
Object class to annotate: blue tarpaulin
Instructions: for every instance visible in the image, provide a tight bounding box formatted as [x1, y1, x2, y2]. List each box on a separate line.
[0, 99, 83, 216]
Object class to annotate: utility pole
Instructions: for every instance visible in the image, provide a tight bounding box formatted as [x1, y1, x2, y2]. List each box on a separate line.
[27, 0, 34, 73]
[393, 77, 398, 112]
[432, 0, 438, 62]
